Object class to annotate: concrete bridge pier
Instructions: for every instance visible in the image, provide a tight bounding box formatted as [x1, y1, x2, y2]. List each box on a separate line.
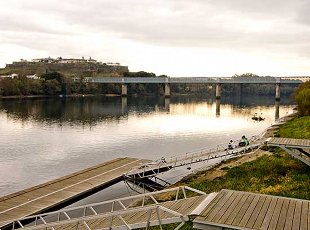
[164, 83, 171, 98]
[216, 99, 221, 117]
[121, 84, 127, 97]
[215, 84, 221, 99]
[275, 84, 280, 101]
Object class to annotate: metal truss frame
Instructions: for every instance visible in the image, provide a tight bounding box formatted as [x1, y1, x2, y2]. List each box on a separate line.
[125, 136, 264, 179]
[4, 186, 205, 230]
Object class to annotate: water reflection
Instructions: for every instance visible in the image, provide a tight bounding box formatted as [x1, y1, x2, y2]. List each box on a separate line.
[275, 100, 280, 120]
[0, 95, 294, 125]
[216, 99, 221, 117]
[164, 98, 170, 112]
[0, 95, 295, 196]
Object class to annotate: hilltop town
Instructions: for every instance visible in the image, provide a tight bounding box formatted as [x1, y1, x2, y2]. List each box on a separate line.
[0, 57, 129, 78]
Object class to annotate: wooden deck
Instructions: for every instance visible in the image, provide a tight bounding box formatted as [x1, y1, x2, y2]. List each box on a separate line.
[266, 137, 310, 166]
[266, 137, 310, 148]
[194, 189, 310, 230]
[0, 157, 150, 227]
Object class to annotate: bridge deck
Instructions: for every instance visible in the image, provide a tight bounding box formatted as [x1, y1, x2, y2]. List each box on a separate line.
[194, 189, 310, 230]
[0, 157, 150, 227]
[86, 76, 306, 84]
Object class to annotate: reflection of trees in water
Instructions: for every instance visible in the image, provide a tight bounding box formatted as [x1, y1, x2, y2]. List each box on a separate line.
[0, 94, 294, 125]
[0, 97, 128, 125]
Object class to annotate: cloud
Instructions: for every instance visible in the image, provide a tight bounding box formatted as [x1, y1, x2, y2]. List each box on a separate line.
[0, 0, 310, 75]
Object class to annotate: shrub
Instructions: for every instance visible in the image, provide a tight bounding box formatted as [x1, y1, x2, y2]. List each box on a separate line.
[294, 81, 310, 115]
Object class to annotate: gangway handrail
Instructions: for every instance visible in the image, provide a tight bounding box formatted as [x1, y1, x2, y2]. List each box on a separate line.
[125, 136, 266, 179]
[3, 186, 204, 230]
[12, 205, 187, 230]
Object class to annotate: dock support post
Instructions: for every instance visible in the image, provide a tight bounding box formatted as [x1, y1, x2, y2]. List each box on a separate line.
[164, 83, 171, 98]
[275, 83, 280, 101]
[215, 84, 221, 99]
[121, 84, 127, 97]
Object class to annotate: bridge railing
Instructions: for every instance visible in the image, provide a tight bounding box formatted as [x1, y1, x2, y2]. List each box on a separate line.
[83, 77, 303, 84]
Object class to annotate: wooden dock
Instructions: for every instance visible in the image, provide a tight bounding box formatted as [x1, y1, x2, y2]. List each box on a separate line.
[194, 189, 310, 230]
[7, 187, 310, 230]
[266, 137, 310, 166]
[3, 186, 209, 230]
[0, 157, 150, 227]
[266, 137, 310, 148]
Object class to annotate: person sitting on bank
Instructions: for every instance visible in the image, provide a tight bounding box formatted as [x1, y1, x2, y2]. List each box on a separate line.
[239, 135, 249, 146]
[228, 140, 235, 149]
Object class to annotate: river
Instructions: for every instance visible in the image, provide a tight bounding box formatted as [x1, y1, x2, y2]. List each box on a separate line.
[0, 95, 295, 200]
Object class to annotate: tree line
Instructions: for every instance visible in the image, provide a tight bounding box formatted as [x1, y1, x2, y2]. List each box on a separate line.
[0, 72, 300, 97]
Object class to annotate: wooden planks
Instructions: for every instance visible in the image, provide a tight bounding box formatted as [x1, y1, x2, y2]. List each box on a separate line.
[267, 137, 310, 149]
[0, 157, 150, 227]
[194, 189, 310, 230]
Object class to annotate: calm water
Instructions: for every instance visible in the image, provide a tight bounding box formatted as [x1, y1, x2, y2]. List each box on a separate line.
[0, 95, 295, 197]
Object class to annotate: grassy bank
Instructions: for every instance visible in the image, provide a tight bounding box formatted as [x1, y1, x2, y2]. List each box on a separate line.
[178, 115, 310, 200]
[275, 115, 310, 139]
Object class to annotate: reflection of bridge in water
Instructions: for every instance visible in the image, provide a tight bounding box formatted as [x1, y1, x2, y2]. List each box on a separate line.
[0, 96, 287, 124]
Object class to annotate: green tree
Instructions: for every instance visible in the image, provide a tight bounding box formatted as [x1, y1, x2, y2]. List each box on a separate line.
[43, 79, 61, 95]
[294, 81, 310, 115]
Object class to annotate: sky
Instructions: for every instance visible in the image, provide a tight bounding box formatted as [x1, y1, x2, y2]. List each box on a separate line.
[1, 0, 310, 77]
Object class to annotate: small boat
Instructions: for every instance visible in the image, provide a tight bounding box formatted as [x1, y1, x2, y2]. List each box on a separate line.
[252, 113, 265, 121]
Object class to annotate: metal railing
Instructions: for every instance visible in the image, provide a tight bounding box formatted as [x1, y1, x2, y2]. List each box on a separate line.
[3, 186, 205, 230]
[125, 136, 266, 179]
[11, 205, 187, 230]
[81, 77, 304, 84]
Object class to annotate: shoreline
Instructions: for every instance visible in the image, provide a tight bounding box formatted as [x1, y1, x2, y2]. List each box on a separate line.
[0, 93, 121, 99]
[175, 111, 297, 185]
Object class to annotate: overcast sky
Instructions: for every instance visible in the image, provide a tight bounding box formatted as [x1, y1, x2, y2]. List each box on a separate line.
[1, 0, 310, 76]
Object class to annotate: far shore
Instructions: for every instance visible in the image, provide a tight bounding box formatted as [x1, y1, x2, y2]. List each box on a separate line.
[0, 93, 121, 99]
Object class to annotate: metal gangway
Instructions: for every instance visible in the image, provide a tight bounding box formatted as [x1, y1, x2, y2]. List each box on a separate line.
[3, 186, 209, 230]
[125, 136, 266, 181]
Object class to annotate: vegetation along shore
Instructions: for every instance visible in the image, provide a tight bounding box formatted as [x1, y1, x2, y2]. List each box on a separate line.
[174, 81, 310, 200]
[156, 81, 309, 229]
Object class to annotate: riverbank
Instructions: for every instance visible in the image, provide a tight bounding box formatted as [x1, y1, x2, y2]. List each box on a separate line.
[174, 113, 310, 200]
[0, 93, 122, 99]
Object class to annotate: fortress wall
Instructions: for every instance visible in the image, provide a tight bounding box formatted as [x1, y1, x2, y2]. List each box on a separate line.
[4, 62, 129, 77]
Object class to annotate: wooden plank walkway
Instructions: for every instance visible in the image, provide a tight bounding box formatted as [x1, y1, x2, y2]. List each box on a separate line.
[267, 137, 310, 149]
[0, 157, 150, 227]
[194, 189, 310, 230]
[266, 137, 310, 166]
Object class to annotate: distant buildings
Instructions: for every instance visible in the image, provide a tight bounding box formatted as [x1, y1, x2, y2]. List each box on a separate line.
[17, 56, 121, 66]
[1, 56, 129, 78]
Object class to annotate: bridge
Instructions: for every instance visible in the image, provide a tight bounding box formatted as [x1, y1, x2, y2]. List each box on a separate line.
[83, 76, 308, 99]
